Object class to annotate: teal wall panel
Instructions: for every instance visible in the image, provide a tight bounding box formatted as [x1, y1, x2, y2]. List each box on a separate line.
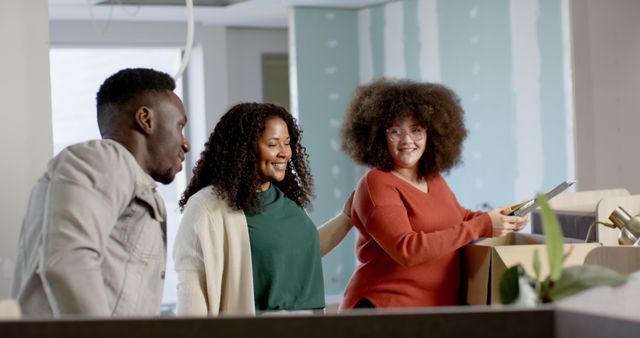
[437, 0, 517, 208]
[404, 0, 422, 81]
[370, 6, 386, 78]
[538, 0, 569, 188]
[292, 7, 360, 297]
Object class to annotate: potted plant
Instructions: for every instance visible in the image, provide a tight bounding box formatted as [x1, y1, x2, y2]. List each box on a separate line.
[499, 195, 628, 305]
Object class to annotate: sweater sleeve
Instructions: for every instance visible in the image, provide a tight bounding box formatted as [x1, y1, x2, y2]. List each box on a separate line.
[357, 174, 492, 267]
[173, 196, 209, 316]
[453, 186, 493, 236]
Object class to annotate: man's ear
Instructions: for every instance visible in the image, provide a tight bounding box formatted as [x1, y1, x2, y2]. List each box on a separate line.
[134, 106, 153, 135]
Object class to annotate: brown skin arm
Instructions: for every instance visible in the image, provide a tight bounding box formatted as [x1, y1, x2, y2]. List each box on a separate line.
[318, 191, 354, 256]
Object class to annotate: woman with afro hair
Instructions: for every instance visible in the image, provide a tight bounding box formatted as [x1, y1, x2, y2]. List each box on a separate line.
[173, 102, 353, 316]
[339, 79, 528, 309]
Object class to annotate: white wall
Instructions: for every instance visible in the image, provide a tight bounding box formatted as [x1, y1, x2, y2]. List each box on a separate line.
[0, 0, 53, 297]
[49, 22, 288, 161]
[572, 0, 640, 194]
[227, 28, 288, 105]
[49, 21, 230, 138]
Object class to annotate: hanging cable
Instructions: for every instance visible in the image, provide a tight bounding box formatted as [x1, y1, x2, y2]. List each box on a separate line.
[174, 0, 195, 80]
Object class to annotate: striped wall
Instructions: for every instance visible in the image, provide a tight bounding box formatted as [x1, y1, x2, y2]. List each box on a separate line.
[358, 0, 575, 210]
[291, 0, 574, 297]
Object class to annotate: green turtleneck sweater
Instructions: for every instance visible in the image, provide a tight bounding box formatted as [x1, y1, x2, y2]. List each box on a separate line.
[245, 184, 325, 311]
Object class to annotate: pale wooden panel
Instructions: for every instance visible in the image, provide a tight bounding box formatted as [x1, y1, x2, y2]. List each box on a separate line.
[549, 189, 629, 212]
[0, 299, 20, 319]
[584, 246, 640, 274]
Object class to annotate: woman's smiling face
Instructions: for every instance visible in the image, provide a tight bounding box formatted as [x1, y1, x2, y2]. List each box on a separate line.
[256, 117, 292, 191]
[386, 115, 427, 171]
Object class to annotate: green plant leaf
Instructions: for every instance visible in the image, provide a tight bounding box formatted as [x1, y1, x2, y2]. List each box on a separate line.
[500, 265, 524, 304]
[548, 265, 628, 301]
[538, 194, 564, 281]
[539, 278, 552, 303]
[533, 248, 541, 280]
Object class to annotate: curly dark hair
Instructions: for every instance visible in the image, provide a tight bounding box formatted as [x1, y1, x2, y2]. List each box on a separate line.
[179, 102, 314, 213]
[341, 78, 467, 179]
[96, 68, 175, 136]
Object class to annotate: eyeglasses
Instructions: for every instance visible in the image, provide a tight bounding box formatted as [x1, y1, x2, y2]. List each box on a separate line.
[386, 126, 426, 142]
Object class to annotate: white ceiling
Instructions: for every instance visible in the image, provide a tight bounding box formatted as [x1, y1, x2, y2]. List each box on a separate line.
[48, 0, 392, 28]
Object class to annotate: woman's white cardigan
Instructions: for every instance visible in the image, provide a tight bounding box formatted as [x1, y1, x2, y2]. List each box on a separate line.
[173, 185, 351, 316]
[173, 187, 256, 316]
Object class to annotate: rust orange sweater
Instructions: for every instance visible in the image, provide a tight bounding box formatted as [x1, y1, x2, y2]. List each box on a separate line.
[340, 169, 492, 309]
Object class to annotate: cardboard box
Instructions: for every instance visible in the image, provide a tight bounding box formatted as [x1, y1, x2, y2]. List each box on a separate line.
[464, 232, 610, 305]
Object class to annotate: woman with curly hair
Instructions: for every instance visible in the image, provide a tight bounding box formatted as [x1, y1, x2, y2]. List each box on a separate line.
[339, 79, 528, 309]
[173, 102, 353, 316]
